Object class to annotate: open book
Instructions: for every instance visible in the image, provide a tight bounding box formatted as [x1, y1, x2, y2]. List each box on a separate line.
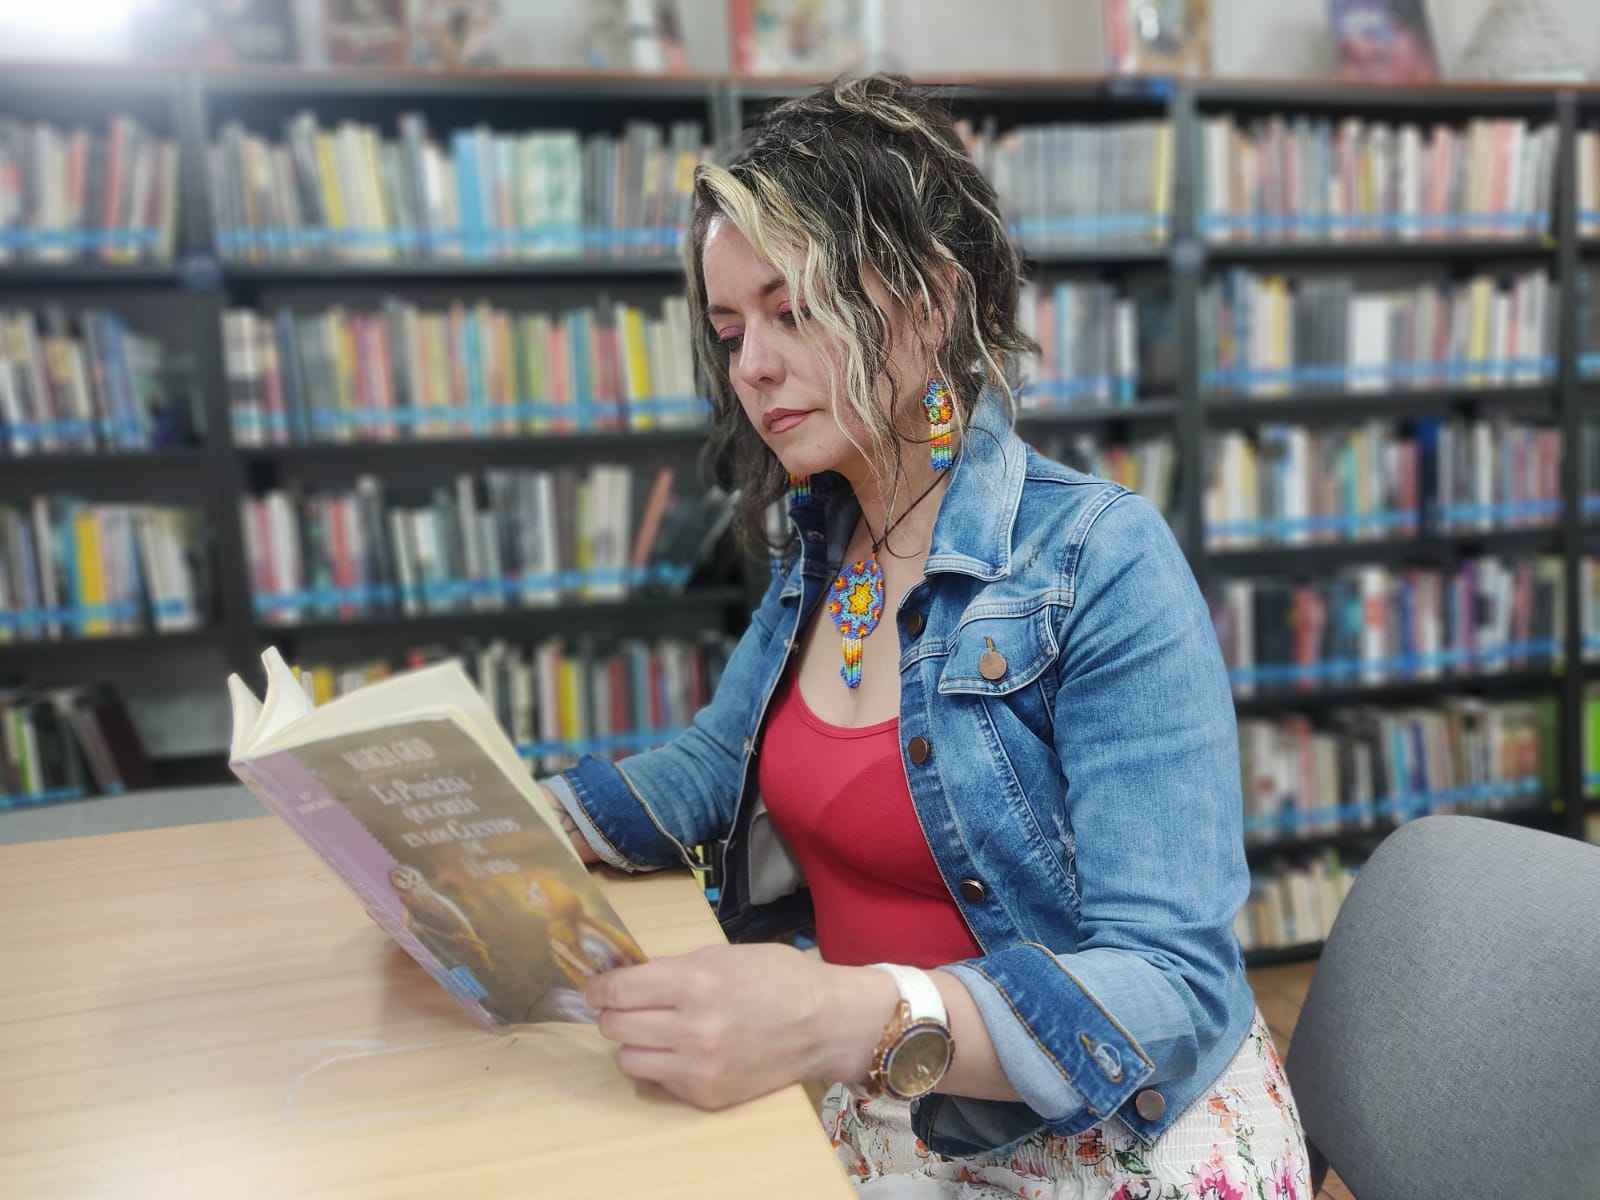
[227, 647, 646, 1029]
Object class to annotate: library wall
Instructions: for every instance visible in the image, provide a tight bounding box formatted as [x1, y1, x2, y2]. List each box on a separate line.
[4, 1, 1599, 80]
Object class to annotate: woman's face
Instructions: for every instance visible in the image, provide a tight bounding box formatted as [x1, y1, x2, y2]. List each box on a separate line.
[700, 213, 926, 481]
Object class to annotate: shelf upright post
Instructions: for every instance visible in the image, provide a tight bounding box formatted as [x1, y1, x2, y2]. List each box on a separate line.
[1555, 89, 1585, 839]
[178, 73, 259, 689]
[1171, 80, 1207, 579]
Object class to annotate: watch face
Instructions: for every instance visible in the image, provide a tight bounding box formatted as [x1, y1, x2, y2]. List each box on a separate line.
[886, 1025, 953, 1099]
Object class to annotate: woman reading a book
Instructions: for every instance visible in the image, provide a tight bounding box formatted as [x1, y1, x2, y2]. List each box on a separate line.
[536, 75, 1311, 1198]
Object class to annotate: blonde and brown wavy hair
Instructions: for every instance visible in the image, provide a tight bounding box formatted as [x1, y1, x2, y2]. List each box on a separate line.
[686, 74, 1035, 556]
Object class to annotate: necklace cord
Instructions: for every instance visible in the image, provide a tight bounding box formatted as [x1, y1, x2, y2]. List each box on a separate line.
[860, 473, 949, 557]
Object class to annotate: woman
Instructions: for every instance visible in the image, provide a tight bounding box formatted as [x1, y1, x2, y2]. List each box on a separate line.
[536, 75, 1311, 1199]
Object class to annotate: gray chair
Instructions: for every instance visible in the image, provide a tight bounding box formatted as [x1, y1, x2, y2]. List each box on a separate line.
[1285, 815, 1600, 1200]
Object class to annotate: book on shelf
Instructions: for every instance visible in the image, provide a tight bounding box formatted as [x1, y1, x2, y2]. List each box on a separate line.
[1025, 431, 1176, 520]
[953, 116, 1173, 251]
[1200, 269, 1557, 398]
[1204, 417, 1561, 549]
[228, 646, 647, 1028]
[1326, 0, 1440, 85]
[728, 0, 869, 76]
[1199, 113, 1552, 243]
[1236, 852, 1355, 952]
[0, 307, 194, 456]
[1017, 282, 1139, 410]
[223, 297, 700, 445]
[1578, 268, 1600, 379]
[411, 0, 511, 69]
[241, 466, 733, 626]
[1579, 131, 1600, 239]
[0, 116, 179, 264]
[210, 111, 704, 264]
[0, 501, 206, 644]
[291, 630, 733, 775]
[1103, 0, 1210, 76]
[1239, 695, 1551, 844]
[1209, 555, 1564, 697]
[0, 682, 154, 809]
[1584, 560, 1600, 661]
[321, 0, 409, 67]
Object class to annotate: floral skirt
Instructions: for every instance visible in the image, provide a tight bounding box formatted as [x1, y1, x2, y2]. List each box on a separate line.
[819, 1009, 1310, 1200]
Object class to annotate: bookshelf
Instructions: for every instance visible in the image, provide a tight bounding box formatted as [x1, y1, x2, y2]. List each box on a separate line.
[5, 66, 1600, 961]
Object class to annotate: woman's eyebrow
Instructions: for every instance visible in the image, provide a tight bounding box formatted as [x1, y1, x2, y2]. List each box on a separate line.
[704, 276, 788, 317]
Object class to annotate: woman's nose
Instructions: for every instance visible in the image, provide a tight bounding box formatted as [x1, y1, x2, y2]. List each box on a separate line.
[734, 322, 784, 388]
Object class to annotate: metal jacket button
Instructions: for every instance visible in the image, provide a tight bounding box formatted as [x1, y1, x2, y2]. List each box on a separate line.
[907, 735, 931, 764]
[904, 610, 926, 637]
[959, 878, 987, 904]
[978, 636, 1008, 681]
[1134, 1089, 1166, 1121]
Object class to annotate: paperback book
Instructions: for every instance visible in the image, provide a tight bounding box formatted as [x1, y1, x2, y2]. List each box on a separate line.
[227, 647, 646, 1028]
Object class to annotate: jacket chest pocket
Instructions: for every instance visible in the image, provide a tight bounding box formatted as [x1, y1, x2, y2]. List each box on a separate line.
[936, 606, 1060, 698]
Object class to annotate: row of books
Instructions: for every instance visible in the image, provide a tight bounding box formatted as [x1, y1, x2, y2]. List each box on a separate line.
[1205, 418, 1561, 549]
[242, 467, 732, 627]
[1236, 853, 1355, 952]
[1199, 270, 1557, 397]
[293, 633, 734, 777]
[953, 117, 1173, 250]
[210, 114, 705, 263]
[0, 501, 206, 643]
[0, 683, 154, 808]
[223, 296, 701, 446]
[1026, 431, 1176, 519]
[0, 116, 180, 263]
[1016, 282, 1139, 408]
[0, 307, 191, 457]
[1209, 556, 1565, 696]
[1240, 697, 1550, 844]
[1199, 116, 1558, 243]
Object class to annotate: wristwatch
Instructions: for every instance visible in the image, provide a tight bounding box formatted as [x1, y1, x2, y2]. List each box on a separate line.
[863, 963, 955, 1102]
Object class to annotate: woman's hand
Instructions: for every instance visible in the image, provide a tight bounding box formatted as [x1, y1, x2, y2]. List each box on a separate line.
[583, 943, 897, 1110]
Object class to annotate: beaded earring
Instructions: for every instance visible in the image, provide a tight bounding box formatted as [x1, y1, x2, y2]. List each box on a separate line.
[924, 379, 953, 472]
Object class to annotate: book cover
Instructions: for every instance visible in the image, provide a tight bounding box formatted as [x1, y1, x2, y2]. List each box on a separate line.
[1103, 0, 1211, 76]
[732, 0, 866, 76]
[411, 0, 504, 69]
[1326, 0, 1439, 84]
[228, 648, 647, 1029]
[323, 0, 410, 68]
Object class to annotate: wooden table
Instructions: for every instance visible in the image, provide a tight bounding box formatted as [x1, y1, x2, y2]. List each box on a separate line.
[0, 818, 855, 1199]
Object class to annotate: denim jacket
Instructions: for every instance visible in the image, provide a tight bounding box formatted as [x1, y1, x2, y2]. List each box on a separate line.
[545, 389, 1256, 1156]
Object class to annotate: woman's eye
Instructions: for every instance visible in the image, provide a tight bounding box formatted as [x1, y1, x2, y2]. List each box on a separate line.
[717, 331, 743, 355]
[777, 306, 809, 328]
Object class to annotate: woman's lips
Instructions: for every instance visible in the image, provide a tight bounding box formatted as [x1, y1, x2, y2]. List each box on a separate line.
[764, 409, 811, 434]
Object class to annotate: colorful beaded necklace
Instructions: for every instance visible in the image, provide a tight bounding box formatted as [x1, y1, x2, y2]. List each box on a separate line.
[826, 472, 948, 689]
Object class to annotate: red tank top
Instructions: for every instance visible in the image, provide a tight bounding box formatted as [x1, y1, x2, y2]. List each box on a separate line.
[756, 664, 983, 968]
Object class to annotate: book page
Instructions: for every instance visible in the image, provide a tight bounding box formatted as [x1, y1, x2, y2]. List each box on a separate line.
[273, 712, 646, 1027]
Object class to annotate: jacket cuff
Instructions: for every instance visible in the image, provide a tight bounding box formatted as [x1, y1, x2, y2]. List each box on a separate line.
[953, 944, 1159, 1126]
[941, 963, 1089, 1124]
[538, 772, 655, 874]
[555, 754, 694, 872]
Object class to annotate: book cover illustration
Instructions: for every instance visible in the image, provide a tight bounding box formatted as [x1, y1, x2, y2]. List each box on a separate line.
[323, 0, 410, 67]
[1326, 0, 1440, 83]
[731, 0, 866, 76]
[228, 653, 646, 1028]
[1103, 0, 1212, 76]
[411, 0, 504, 69]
